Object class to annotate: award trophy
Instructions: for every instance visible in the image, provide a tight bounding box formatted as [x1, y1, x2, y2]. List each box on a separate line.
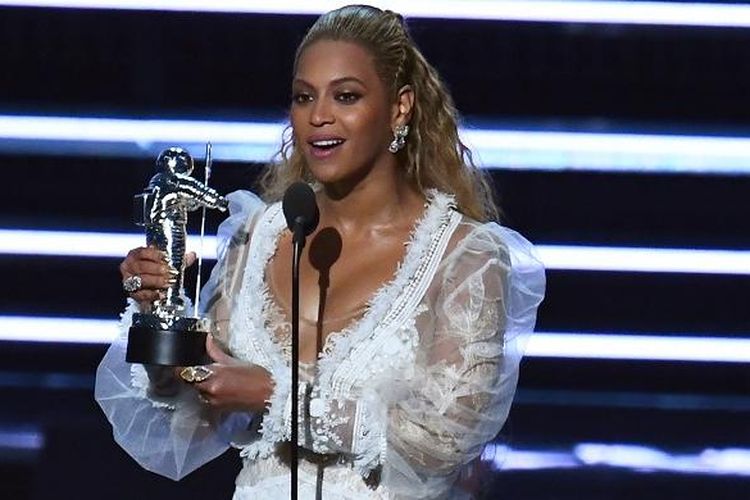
[126, 146, 228, 366]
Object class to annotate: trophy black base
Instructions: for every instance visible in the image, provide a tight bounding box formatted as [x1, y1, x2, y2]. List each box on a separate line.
[126, 313, 210, 366]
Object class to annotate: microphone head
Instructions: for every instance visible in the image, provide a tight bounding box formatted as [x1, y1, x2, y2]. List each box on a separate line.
[282, 182, 320, 237]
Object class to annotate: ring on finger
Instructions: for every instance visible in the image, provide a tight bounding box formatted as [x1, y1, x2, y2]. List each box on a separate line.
[179, 365, 213, 384]
[122, 275, 143, 293]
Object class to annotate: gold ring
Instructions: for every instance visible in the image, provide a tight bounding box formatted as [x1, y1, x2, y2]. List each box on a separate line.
[179, 366, 213, 383]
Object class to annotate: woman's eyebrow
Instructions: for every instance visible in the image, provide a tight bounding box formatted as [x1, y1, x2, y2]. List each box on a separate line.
[329, 76, 367, 87]
[292, 76, 367, 88]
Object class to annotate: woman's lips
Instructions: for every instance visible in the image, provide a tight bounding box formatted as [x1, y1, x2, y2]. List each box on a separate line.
[308, 138, 345, 160]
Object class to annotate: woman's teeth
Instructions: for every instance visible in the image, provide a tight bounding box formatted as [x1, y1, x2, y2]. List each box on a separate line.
[312, 139, 344, 148]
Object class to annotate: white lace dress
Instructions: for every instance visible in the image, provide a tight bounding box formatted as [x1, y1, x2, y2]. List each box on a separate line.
[96, 189, 545, 499]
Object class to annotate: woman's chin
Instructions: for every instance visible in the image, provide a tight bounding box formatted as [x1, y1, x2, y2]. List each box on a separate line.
[307, 165, 342, 185]
[306, 159, 353, 184]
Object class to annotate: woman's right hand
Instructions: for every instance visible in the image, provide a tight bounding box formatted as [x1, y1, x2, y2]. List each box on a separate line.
[119, 246, 185, 306]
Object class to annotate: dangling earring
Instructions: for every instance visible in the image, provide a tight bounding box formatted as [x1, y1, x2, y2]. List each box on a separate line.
[388, 124, 409, 153]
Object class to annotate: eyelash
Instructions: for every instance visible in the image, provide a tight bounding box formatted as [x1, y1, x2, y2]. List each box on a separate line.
[292, 93, 312, 105]
[291, 91, 361, 105]
[335, 91, 360, 104]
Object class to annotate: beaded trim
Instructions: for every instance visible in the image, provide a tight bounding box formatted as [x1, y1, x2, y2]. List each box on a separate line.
[316, 191, 460, 397]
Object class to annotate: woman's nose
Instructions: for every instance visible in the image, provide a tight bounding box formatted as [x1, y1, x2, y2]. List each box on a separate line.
[310, 98, 334, 126]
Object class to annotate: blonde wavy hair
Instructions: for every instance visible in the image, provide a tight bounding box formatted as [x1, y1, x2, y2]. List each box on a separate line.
[259, 4, 499, 221]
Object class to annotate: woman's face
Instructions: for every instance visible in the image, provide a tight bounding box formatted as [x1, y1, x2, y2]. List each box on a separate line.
[291, 40, 395, 187]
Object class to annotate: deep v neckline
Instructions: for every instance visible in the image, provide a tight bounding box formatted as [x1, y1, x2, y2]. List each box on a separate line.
[255, 189, 454, 364]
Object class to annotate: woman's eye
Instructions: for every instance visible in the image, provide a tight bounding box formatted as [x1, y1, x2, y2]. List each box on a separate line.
[336, 92, 360, 104]
[292, 93, 312, 104]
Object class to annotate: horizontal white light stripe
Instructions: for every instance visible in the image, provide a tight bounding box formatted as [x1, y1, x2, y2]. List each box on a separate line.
[527, 332, 750, 363]
[2, 115, 750, 174]
[536, 245, 750, 275]
[2, 229, 749, 276]
[1, 316, 748, 363]
[0, 316, 119, 344]
[572, 443, 750, 477]
[0, 115, 284, 144]
[464, 129, 750, 174]
[4, 1, 750, 28]
[484, 443, 750, 476]
[0, 230, 218, 259]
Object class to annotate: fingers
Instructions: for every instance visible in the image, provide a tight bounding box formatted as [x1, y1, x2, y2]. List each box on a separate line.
[129, 289, 163, 303]
[205, 334, 234, 364]
[120, 247, 167, 274]
[186, 366, 221, 407]
[120, 247, 179, 301]
[182, 364, 273, 412]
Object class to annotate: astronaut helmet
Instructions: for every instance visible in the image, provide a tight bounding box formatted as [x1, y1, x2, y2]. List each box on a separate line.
[156, 147, 194, 176]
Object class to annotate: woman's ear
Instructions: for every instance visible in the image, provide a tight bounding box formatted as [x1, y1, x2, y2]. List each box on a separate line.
[391, 84, 414, 128]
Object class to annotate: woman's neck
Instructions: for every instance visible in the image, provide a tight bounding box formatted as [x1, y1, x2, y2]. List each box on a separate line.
[317, 168, 424, 235]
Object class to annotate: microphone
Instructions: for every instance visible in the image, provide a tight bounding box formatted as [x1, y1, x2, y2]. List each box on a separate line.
[281, 181, 319, 500]
[282, 182, 320, 247]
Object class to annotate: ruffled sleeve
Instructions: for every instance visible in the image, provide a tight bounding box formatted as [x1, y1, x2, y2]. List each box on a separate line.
[381, 223, 545, 495]
[283, 221, 545, 497]
[94, 190, 265, 480]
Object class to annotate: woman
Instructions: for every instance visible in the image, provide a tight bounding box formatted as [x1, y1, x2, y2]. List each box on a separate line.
[96, 5, 545, 499]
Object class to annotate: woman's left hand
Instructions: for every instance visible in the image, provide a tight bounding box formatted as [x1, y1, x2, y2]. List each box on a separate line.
[186, 335, 274, 413]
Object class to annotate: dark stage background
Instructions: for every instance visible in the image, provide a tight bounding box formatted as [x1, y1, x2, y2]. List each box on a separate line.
[0, 3, 748, 499]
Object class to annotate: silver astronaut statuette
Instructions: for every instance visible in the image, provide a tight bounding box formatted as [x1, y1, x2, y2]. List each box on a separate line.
[126, 147, 228, 366]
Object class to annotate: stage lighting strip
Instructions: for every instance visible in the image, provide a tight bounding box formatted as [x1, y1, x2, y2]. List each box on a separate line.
[0, 316, 747, 363]
[0, 429, 45, 452]
[2, 229, 749, 276]
[4, 1, 750, 28]
[483, 443, 750, 477]
[2, 115, 750, 175]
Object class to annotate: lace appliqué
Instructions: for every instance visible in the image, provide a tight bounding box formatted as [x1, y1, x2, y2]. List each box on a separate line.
[308, 385, 350, 451]
[232, 190, 462, 475]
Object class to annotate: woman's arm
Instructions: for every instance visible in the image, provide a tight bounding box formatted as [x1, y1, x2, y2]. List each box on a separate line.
[94, 190, 266, 480]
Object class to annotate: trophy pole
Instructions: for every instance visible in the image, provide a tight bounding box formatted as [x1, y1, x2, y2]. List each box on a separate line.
[194, 142, 213, 317]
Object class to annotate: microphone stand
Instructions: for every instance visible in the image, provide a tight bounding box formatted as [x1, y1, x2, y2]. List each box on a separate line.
[282, 181, 318, 500]
[290, 218, 306, 500]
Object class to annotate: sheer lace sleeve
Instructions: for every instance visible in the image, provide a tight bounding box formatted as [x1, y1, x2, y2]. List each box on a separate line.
[94, 190, 265, 480]
[297, 221, 545, 497]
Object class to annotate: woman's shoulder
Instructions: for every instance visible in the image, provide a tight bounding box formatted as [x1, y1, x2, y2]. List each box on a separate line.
[439, 212, 546, 319]
[446, 215, 509, 260]
[444, 211, 544, 276]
